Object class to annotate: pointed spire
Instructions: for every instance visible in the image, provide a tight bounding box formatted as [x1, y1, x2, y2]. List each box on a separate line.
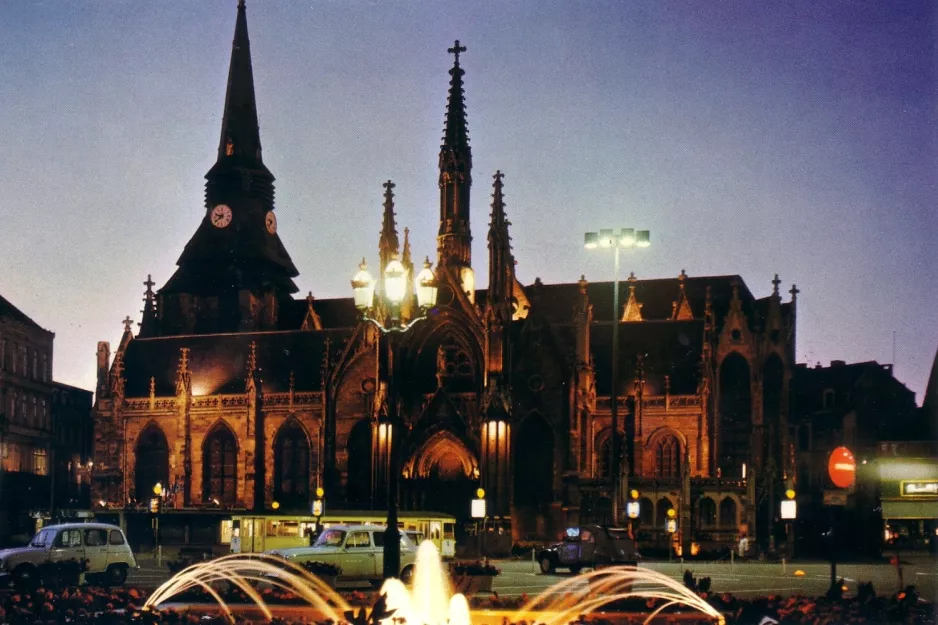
[139, 274, 157, 336]
[437, 40, 473, 269]
[175, 347, 191, 397]
[621, 272, 644, 322]
[301, 291, 323, 330]
[772, 273, 781, 298]
[672, 269, 694, 321]
[487, 170, 515, 306]
[215, 0, 265, 170]
[401, 227, 412, 266]
[378, 180, 400, 271]
[442, 40, 470, 155]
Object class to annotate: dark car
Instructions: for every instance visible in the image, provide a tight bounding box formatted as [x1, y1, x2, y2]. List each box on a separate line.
[537, 525, 638, 574]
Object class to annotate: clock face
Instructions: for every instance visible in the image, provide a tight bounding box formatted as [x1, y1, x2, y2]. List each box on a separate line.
[265, 210, 277, 234]
[210, 204, 232, 228]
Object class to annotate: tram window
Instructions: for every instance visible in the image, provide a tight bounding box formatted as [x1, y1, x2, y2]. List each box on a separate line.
[430, 522, 442, 541]
[443, 523, 455, 538]
[220, 520, 233, 544]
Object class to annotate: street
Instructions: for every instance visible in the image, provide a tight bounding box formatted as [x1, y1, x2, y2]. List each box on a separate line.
[128, 554, 938, 603]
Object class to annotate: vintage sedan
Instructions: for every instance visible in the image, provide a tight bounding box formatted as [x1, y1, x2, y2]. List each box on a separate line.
[537, 525, 638, 574]
[266, 524, 417, 585]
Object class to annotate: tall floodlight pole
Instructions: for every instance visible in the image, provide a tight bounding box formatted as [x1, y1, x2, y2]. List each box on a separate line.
[352, 256, 438, 580]
[584, 228, 650, 525]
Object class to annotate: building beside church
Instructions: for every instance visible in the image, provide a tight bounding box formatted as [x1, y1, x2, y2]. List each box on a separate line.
[0, 294, 93, 545]
[92, 1, 799, 553]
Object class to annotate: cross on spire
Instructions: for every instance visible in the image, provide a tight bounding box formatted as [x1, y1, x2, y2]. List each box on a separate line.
[383, 179, 395, 193]
[493, 170, 504, 184]
[122, 316, 133, 332]
[772, 273, 781, 295]
[448, 40, 467, 65]
[144, 274, 155, 294]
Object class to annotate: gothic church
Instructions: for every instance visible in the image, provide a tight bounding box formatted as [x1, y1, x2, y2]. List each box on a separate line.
[92, 2, 798, 549]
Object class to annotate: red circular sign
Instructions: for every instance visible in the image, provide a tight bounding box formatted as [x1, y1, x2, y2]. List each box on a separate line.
[828, 446, 856, 488]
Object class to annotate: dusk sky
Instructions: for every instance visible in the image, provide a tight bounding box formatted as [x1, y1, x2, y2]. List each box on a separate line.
[0, 1, 934, 402]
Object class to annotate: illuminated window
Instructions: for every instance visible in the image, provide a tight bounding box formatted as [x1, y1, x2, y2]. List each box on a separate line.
[34, 447, 48, 475]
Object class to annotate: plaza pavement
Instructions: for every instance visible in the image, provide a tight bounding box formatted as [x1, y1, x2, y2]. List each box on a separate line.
[128, 552, 938, 603]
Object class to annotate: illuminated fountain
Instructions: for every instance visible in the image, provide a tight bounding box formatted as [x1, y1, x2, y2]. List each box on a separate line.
[379, 541, 472, 625]
[143, 553, 350, 622]
[511, 567, 725, 625]
[144, 546, 723, 625]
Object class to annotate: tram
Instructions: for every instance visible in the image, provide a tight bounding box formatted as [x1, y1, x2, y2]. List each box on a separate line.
[225, 510, 457, 558]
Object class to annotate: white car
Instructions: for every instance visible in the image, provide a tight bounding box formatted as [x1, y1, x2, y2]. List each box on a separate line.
[266, 524, 417, 585]
[0, 523, 138, 586]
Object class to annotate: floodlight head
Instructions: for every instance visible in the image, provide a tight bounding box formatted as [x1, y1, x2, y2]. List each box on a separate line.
[584, 232, 599, 249]
[636, 230, 651, 247]
[619, 228, 636, 247]
[599, 229, 614, 247]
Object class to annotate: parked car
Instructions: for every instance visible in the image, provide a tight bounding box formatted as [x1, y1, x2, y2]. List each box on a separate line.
[0, 523, 138, 586]
[537, 525, 637, 574]
[266, 524, 417, 585]
[404, 530, 427, 548]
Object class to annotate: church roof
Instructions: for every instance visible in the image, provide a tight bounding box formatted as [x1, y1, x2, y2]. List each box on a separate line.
[120, 329, 352, 397]
[590, 320, 705, 396]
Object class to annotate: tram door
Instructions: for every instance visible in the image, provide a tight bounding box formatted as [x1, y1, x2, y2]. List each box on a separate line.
[243, 517, 266, 552]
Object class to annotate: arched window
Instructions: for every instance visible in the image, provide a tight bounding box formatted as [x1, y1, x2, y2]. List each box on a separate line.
[134, 424, 169, 502]
[719, 353, 752, 478]
[655, 435, 680, 480]
[719, 497, 737, 528]
[698, 497, 716, 527]
[203, 425, 238, 506]
[655, 498, 674, 527]
[595, 431, 623, 480]
[274, 421, 310, 509]
[345, 419, 372, 507]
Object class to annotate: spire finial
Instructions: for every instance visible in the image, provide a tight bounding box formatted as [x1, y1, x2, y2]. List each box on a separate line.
[448, 40, 467, 66]
[122, 316, 133, 332]
[772, 273, 781, 296]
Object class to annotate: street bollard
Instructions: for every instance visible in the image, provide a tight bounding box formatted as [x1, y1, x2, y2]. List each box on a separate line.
[782, 557, 786, 574]
[157, 545, 162, 568]
[532, 546, 536, 573]
[730, 549, 735, 570]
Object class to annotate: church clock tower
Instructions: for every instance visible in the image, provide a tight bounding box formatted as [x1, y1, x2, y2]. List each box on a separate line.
[158, 0, 299, 335]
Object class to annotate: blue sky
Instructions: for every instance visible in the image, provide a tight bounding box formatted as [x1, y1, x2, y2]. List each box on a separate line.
[0, 1, 934, 401]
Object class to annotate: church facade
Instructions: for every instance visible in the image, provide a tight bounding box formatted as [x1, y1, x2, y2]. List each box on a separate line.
[92, 2, 798, 552]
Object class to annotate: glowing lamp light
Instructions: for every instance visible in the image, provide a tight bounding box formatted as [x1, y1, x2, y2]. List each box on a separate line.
[315, 487, 325, 498]
[667, 508, 676, 519]
[786, 489, 796, 500]
[636, 230, 651, 247]
[584, 232, 599, 249]
[152, 482, 163, 496]
[476, 488, 486, 499]
[630, 489, 640, 499]
[415, 257, 438, 309]
[598, 229, 615, 247]
[351, 259, 376, 310]
[619, 228, 636, 247]
[272, 501, 280, 510]
[383, 258, 407, 305]
[794, 570, 806, 577]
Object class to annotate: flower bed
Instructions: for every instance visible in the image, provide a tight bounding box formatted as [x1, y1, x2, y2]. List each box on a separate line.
[448, 560, 500, 576]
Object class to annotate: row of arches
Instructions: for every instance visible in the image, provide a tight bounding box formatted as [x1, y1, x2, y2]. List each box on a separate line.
[632, 496, 740, 528]
[134, 420, 310, 507]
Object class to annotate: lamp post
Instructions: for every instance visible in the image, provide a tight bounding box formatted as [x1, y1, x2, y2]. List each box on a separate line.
[152, 481, 163, 566]
[352, 255, 438, 580]
[584, 228, 650, 525]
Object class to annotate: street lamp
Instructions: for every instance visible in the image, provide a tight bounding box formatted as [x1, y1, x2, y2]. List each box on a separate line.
[584, 228, 650, 525]
[352, 255, 438, 580]
[152, 482, 163, 565]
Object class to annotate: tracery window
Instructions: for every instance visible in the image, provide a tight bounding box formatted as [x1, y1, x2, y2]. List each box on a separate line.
[274, 421, 310, 508]
[203, 425, 238, 506]
[655, 434, 680, 480]
[135, 425, 169, 502]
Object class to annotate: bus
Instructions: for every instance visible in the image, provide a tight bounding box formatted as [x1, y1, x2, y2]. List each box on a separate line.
[226, 510, 457, 558]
